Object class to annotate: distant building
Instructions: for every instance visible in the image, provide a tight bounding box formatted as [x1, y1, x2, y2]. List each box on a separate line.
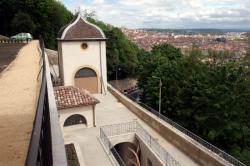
[57, 13, 107, 94]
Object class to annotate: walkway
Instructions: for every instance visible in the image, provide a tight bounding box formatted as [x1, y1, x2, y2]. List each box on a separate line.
[0, 43, 26, 72]
[63, 92, 198, 166]
[0, 41, 40, 166]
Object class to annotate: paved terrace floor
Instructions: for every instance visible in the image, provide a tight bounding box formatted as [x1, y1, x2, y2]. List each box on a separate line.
[63, 92, 199, 166]
[0, 41, 40, 166]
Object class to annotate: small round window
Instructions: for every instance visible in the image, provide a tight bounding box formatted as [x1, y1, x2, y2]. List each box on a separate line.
[81, 43, 88, 49]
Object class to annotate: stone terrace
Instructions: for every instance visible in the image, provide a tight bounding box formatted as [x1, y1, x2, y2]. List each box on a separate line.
[62, 91, 199, 166]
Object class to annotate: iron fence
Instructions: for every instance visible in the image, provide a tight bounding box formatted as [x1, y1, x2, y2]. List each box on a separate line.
[100, 127, 126, 166]
[123, 91, 246, 166]
[136, 122, 182, 166]
[100, 121, 182, 166]
[101, 121, 137, 137]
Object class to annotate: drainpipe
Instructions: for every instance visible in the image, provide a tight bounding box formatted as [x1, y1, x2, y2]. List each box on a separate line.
[93, 105, 96, 127]
[99, 41, 106, 95]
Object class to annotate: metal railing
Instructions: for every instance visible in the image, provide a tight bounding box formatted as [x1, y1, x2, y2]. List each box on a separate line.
[0, 39, 30, 43]
[100, 121, 182, 166]
[136, 122, 182, 166]
[101, 121, 137, 137]
[122, 90, 246, 166]
[100, 127, 126, 166]
[25, 39, 67, 166]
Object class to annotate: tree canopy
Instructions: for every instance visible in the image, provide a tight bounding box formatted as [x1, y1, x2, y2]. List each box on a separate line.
[138, 43, 250, 165]
[0, 0, 73, 48]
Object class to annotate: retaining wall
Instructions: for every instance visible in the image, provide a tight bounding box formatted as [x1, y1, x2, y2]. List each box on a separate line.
[108, 84, 229, 166]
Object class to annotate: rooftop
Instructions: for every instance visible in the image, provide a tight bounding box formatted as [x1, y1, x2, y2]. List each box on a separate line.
[58, 14, 106, 40]
[54, 86, 99, 110]
[0, 41, 40, 165]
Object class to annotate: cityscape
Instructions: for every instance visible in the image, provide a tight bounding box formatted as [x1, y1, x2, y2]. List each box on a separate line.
[121, 27, 248, 54]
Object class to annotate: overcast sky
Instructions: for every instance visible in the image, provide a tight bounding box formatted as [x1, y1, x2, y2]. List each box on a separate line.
[61, 0, 250, 29]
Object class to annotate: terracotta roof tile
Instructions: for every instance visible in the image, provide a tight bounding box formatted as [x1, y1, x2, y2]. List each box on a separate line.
[54, 86, 99, 110]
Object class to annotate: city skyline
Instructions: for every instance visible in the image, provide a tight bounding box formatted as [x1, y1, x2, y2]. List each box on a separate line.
[61, 0, 250, 29]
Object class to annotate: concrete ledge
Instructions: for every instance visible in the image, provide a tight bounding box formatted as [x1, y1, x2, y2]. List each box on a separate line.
[45, 53, 68, 166]
[135, 135, 164, 166]
[108, 84, 230, 166]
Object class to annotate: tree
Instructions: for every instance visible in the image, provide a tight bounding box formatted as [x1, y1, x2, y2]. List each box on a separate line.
[138, 42, 250, 165]
[87, 18, 140, 80]
[0, 0, 73, 48]
[11, 11, 35, 34]
[243, 33, 250, 77]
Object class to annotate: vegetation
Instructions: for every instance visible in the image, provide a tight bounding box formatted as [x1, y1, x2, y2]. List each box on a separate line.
[87, 17, 142, 79]
[138, 43, 250, 165]
[1, 1, 249, 163]
[0, 3, 141, 78]
[0, 0, 73, 48]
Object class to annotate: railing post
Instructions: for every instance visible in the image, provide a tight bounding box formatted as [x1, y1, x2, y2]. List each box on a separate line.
[150, 136, 152, 147]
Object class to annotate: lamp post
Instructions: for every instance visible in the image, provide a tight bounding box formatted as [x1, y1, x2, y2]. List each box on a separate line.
[152, 76, 162, 116]
[116, 67, 121, 90]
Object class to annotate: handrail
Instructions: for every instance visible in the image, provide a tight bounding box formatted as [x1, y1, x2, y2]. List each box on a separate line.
[100, 127, 126, 166]
[123, 90, 246, 166]
[26, 39, 49, 166]
[25, 39, 67, 166]
[136, 122, 182, 166]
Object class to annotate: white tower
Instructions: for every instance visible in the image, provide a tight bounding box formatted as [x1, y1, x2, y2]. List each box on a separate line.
[57, 13, 107, 94]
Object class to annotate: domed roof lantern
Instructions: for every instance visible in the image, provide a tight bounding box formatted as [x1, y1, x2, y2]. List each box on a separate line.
[58, 12, 106, 41]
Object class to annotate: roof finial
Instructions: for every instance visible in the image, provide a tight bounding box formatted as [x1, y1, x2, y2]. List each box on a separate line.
[78, 6, 83, 18]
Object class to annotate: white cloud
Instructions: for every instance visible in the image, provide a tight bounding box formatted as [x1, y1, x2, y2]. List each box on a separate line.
[93, 0, 105, 5]
[62, 0, 250, 29]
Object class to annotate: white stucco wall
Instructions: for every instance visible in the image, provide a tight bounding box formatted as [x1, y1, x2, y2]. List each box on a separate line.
[61, 41, 107, 94]
[59, 106, 95, 131]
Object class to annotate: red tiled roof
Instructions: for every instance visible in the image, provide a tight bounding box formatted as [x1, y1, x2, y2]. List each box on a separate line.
[54, 86, 99, 110]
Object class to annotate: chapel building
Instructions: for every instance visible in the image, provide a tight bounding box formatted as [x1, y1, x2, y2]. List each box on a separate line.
[57, 13, 107, 94]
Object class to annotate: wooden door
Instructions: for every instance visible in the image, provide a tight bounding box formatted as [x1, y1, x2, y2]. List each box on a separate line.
[74, 68, 98, 93]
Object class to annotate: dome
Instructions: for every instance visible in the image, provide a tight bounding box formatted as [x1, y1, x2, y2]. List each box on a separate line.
[58, 14, 106, 40]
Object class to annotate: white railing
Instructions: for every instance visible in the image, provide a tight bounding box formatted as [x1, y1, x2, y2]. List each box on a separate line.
[100, 128, 126, 166]
[100, 121, 182, 166]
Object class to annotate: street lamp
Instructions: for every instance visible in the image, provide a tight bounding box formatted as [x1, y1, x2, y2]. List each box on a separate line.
[116, 67, 121, 90]
[152, 76, 162, 116]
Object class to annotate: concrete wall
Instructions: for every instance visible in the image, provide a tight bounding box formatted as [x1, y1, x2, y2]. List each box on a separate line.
[108, 85, 229, 166]
[45, 49, 68, 165]
[136, 135, 164, 166]
[59, 105, 95, 131]
[59, 41, 107, 94]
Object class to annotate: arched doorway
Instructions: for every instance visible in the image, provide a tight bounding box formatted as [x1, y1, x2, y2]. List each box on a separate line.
[64, 114, 87, 127]
[113, 142, 141, 166]
[74, 67, 98, 93]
